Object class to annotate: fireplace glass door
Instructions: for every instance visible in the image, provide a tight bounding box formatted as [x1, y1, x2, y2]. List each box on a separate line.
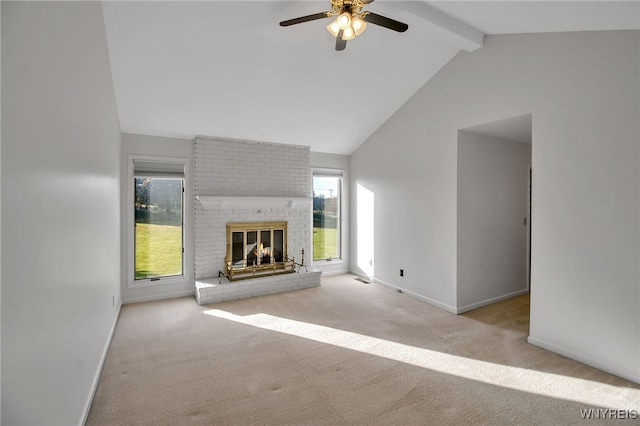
[226, 222, 288, 272]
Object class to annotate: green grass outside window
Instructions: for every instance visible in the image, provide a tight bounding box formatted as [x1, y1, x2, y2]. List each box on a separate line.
[313, 227, 338, 260]
[135, 223, 182, 279]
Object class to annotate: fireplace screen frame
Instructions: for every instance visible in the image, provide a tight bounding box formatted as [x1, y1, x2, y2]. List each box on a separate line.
[225, 221, 294, 281]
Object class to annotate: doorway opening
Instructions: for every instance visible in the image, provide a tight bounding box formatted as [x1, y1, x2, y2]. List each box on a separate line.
[456, 113, 532, 318]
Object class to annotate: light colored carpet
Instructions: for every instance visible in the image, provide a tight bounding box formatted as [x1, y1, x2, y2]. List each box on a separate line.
[87, 274, 640, 425]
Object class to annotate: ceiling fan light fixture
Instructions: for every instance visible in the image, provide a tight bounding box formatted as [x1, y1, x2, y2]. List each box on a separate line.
[351, 15, 367, 36]
[327, 19, 341, 37]
[280, 0, 409, 51]
[337, 12, 352, 30]
[341, 26, 356, 40]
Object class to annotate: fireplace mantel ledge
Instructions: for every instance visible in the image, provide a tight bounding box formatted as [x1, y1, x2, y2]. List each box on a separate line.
[196, 195, 311, 209]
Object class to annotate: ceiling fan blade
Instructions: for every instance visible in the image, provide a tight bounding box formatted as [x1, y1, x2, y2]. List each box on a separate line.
[362, 0, 375, 3]
[280, 12, 331, 27]
[335, 30, 347, 51]
[363, 12, 408, 32]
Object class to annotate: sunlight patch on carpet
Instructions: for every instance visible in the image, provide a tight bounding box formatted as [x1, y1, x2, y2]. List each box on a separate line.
[204, 309, 638, 410]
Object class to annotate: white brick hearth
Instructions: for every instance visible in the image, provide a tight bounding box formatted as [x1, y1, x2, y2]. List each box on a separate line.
[195, 270, 321, 305]
[194, 136, 320, 304]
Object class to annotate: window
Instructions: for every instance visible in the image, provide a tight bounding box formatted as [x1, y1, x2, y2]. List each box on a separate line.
[132, 159, 185, 282]
[313, 171, 342, 261]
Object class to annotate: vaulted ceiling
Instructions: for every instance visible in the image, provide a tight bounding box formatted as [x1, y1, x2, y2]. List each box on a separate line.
[101, 1, 639, 155]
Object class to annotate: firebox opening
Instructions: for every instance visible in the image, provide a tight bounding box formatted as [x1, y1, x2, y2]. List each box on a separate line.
[225, 221, 294, 281]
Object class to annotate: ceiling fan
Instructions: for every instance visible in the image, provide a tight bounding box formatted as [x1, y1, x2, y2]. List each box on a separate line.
[279, 0, 408, 51]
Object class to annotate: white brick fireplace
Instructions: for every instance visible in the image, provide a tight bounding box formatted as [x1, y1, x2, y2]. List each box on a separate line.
[193, 136, 321, 304]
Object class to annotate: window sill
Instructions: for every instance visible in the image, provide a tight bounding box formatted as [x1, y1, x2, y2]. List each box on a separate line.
[312, 258, 346, 266]
[129, 275, 189, 289]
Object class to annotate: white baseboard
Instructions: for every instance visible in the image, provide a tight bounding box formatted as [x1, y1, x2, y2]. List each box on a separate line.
[81, 302, 122, 425]
[372, 277, 458, 314]
[528, 336, 640, 385]
[456, 288, 529, 314]
[122, 289, 195, 305]
[363, 277, 528, 316]
[319, 269, 350, 277]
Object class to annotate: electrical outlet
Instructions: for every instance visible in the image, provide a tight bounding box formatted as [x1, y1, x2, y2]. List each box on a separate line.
[400, 269, 404, 277]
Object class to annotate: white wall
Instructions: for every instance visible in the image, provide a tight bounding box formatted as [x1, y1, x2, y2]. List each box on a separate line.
[121, 133, 194, 304]
[310, 152, 350, 275]
[350, 31, 639, 383]
[457, 131, 531, 313]
[2, 2, 122, 424]
[349, 119, 458, 311]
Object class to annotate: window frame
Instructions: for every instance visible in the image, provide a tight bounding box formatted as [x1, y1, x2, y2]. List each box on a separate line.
[312, 168, 344, 264]
[127, 155, 190, 288]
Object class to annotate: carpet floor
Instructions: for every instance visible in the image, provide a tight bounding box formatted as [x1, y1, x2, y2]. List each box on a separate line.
[87, 274, 640, 425]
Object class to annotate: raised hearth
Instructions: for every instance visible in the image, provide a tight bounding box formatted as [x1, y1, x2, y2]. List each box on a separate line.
[195, 269, 321, 305]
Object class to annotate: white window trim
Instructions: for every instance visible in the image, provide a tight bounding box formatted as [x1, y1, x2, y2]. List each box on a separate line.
[312, 168, 345, 265]
[127, 154, 191, 288]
